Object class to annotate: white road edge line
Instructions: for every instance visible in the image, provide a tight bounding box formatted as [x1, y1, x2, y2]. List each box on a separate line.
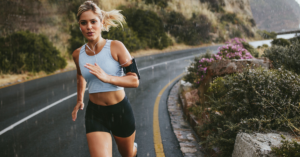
[0, 92, 82, 135]
[0, 52, 208, 136]
[139, 55, 198, 71]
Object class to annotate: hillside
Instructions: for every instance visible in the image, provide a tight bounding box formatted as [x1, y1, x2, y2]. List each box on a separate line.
[0, 0, 262, 85]
[0, 0, 258, 56]
[249, 0, 300, 32]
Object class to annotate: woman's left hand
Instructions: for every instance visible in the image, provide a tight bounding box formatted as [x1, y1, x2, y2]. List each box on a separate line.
[84, 63, 110, 83]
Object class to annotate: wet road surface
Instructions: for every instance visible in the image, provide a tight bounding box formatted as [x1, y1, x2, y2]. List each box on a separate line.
[0, 45, 220, 157]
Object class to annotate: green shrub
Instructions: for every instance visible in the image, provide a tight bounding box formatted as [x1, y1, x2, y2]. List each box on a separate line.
[271, 38, 291, 47]
[68, 24, 86, 54]
[220, 13, 241, 24]
[271, 137, 300, 157]
[289, 36, 300, 44]
[164, 11, 188, 43]
[249, 18, 256, 27]
[263, 40, 300, 74]
[242, 42, 259, 57]
[257, 30, 277, 39]
[199, 68, 300, 156]
[200, 0, 225, 12]
[102, 25, 145, 52]
[0, 31, 66, 74]
[262, 44, 269, 48]
[229, 29, 242, 38]
[144, 0, 168, 8]
[184, 14, 212, 45]
[164, 11, 212, 45]
[120, 7, 172, 49]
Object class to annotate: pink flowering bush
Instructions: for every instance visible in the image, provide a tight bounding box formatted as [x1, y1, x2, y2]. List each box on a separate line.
[185, 38, 254, 87]
[226, 37, 259, 57]
[185, 51, 213, 87]
[225, 37, 247, 48]
[217, 44, 253, 59]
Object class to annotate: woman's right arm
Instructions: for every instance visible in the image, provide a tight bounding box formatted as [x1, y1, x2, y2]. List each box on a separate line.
[71, 48, 87, 121]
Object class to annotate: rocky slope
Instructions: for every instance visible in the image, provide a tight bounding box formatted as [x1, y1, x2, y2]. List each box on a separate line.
[249, 0, 300, 32]
[0, 0, 258, 54]
[223, 0, 253, 18]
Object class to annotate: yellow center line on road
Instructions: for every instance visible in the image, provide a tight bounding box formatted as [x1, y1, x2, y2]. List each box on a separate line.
[153, 73, 185, 157]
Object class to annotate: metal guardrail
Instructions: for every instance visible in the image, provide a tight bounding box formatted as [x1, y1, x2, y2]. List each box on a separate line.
[276, 29, 300, 35]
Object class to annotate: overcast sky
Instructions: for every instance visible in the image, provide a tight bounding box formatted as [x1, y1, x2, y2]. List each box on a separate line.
[296, 0, 300, 6]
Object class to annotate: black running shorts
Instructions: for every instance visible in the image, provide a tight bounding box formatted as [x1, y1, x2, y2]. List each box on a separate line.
[85, 95, 136, 137]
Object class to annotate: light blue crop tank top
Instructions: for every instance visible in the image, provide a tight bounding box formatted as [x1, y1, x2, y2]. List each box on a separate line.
[79, 39, 124, 93]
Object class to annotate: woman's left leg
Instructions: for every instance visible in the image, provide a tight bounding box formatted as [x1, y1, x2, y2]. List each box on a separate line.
[111, 95, 137, 157]
[114, 131, 137, 157]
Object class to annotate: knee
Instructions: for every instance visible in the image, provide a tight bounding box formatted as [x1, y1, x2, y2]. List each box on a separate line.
[117, 147, 134, 157]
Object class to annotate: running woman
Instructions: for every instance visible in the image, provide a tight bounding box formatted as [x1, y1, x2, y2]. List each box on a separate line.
[71, 1, 139, 157]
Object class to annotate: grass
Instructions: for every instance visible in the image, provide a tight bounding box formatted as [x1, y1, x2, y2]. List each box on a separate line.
[98, 0, 128, 11]
[98, 0, 217, 25]
[0, 59, 76, 88]
[166, 0, 217, 25]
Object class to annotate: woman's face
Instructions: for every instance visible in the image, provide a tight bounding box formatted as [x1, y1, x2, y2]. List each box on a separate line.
[79, 10, 103, 41]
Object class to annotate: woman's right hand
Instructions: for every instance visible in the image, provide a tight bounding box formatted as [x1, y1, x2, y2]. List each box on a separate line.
[72, 101, 84, 121]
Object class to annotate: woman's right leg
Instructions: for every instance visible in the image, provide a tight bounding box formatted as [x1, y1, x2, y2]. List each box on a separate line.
[86, 132, 112, 157]
[85, 99, 113, 157]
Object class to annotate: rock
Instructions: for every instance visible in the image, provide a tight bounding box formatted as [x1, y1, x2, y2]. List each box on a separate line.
[187, 133, 196, 141]
[232, 132, 299, 157]
[184, 89, 199, 107]
[181, 147, 198, 154]
[181, 80, 192, 86]
[180, 142, 197, 148]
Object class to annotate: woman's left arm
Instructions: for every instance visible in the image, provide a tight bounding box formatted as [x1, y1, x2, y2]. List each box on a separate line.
[84, 40, 139, 88]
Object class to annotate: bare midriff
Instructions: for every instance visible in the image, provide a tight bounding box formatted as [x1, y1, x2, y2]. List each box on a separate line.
[88, 89, 125, 106]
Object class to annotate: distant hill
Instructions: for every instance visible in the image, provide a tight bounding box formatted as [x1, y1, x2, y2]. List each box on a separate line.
[249, 0, 300, 32]
[285, 0, 300, 22]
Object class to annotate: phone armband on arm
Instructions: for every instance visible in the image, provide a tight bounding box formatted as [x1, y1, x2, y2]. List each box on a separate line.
[122, 58, 140, 79]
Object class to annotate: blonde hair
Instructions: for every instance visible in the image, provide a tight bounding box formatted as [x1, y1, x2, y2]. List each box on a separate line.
[77, 0, 125, 32]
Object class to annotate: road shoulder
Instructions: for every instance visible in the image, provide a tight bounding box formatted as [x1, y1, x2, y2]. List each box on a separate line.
[167, 81, 205, 157]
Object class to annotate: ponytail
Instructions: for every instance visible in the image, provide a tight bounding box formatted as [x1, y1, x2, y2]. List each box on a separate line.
[101, 10, 126, 32]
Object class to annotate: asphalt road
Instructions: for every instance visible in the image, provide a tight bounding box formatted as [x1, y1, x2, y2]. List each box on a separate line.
[0, 45, 220, 157]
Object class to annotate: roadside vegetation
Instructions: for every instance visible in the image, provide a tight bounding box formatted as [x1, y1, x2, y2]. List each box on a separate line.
[0, 31, 66, 74]
[0, 0, 260, 83]
[257, 30, 277, 39]
[185, 38, 255, 88]
[184, 37, 300, 156]
[271, 136, 300, 156]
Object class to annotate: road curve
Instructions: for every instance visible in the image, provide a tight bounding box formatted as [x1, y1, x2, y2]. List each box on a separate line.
[0, 45, 220, 157]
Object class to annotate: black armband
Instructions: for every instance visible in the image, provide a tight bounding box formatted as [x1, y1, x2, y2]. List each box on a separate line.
[123, 58, 140, 79]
